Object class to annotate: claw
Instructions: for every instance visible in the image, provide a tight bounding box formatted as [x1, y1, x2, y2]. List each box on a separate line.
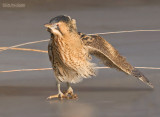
[63, 90, 73, 95]
[63, 91, 78, 99]
[71, 94, 78, 99]
[63, 89, 78, 99]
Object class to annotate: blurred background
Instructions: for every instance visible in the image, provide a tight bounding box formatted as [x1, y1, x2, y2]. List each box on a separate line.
[0, 0, 160, 117]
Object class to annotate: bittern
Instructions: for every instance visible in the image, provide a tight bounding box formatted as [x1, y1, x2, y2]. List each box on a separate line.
[44, 15, 153, 100]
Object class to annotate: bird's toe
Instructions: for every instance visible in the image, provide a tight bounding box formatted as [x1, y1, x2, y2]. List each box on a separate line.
[47, 92, 67, 100]
[70, 94, 78, 99]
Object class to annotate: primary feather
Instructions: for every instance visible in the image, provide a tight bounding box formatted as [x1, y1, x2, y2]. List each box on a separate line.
[79, 32, 153, 88]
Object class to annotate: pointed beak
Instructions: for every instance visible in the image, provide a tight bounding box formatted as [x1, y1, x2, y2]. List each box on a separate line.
[44, 23, 61, 36]
[44, 23, 52, 28]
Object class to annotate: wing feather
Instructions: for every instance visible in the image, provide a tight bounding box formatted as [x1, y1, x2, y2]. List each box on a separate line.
[79, 32, 153, 88]
[79, 32, 133, 74]
[48, 40, 54, 64]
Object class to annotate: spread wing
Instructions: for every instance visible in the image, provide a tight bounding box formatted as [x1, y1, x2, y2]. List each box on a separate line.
[79, 32, 153, 88]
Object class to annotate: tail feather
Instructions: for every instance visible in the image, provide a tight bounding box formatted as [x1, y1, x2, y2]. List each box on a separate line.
[131, 68, 153, 88]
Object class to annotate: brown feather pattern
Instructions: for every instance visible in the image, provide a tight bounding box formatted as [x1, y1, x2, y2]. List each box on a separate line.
[46, 15, 153, 88]
[79, 32, 134, 74]
[79, 32, 153, 88]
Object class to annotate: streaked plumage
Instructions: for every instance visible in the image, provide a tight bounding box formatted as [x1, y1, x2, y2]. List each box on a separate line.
[45, 15, 153, 99]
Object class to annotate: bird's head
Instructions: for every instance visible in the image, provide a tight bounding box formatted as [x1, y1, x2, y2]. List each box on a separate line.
[44, 15, 77, 38]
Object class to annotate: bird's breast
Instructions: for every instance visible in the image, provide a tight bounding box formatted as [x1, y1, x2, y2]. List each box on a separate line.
[53, 37, 89, 70]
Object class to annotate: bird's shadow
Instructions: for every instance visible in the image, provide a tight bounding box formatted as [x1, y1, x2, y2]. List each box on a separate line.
[0, 86, 153, 96]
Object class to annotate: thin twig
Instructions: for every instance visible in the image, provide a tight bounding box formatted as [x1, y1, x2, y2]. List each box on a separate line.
[1, 66, 160, 73]
[0, 39, 50, 52]
[88, 29, 160, 35]
[1, 29, 160, 53]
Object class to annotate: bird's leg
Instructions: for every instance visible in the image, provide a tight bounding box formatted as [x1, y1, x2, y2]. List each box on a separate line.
[65, 82, 73, 95]
[47, 82, 67, 100]
[64, 82, 78, 99]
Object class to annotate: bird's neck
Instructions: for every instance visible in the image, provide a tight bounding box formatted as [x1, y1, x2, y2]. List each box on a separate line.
[50, 31, 82, 49]
[65, 32, 82, 45]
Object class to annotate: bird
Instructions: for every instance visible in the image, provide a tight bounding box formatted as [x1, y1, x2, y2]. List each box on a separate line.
[44, 15, 153, 100]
